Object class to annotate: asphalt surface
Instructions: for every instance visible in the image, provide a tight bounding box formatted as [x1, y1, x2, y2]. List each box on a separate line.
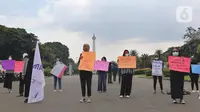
[1, 75, 200, 112]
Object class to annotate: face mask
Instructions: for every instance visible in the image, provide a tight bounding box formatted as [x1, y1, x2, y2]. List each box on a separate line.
[172, 52, 179, 56]
[155, 58, 158, 60]
[125, 54, 129, 56]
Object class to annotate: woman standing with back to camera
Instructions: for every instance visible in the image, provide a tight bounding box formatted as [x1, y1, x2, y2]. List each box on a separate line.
[170, 47, 185, 104]
[77, 44, 93, 103]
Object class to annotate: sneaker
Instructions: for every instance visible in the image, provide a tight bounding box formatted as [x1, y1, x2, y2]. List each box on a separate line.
[198, 95, 200, 99]
[87, 97, 92, 103]
[119, 95, 123, 98]
[172, 100, 177, 104]
[197, 90, 199, 93]
[153, 91, 156, 94]
[180, 100, 185, 104]
[59, 90, 63, 92]
[161, 90, 165, 94]
[54, 90, 57, 92]
[98, 91, 102, 93]
[125, 95, 130, 98]
[80, 98, 86, 103]
[192, 90, 196, 92]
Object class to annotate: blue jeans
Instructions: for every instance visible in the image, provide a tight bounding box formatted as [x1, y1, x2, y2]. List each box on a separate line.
[98, 72, 107, 92]
[53, 76, 62, 90]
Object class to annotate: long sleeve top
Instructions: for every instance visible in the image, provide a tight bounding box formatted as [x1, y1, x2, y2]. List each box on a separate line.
[118, 68, 135, 75]
[22, 57, 29, 76]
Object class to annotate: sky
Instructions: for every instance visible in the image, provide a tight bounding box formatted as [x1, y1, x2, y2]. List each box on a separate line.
[0, 0, 200, 62]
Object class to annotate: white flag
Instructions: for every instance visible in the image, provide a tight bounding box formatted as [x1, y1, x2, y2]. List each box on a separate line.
[152, 60, 163, 76]
[28, 41, 45, 103]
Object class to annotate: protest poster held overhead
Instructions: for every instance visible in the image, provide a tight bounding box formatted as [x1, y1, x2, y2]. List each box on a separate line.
[118, 56, 136, 68]
[51, 63, 67, 78]
[168, 56, 191, 73]
[94, 60, 109, 71]
[78, 52, 96, 71]
[152, 60, 163, 76]
[28, 41, 45, 103]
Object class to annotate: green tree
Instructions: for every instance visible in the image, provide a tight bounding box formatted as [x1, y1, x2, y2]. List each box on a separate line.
[42, 42, 69, 65]
[140, 53, 150, 68]
[0, 25, 38, 60]
[130, 49, 141, 68]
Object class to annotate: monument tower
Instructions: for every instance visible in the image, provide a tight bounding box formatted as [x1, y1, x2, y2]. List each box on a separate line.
[92, 34, 96, 52]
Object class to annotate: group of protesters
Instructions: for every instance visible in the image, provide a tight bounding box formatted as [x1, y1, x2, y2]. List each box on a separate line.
[1, 43, 200, 105]
[1, 49, 35, 103]
[76, 44, 200, 104]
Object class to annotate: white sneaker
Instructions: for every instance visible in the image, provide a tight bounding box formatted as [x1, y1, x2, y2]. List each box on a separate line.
[192, 90, 196, 92]
[172, 99, 177, 104]
[180, 100, 185, 104]
[59, 90, 63, 92]
[197, 90, 199, 93]
[80, 98, 86, 103]
[198, 95, 200, 99]
[87, 97, 91, 103]
[54, 90, 57, 92]
[126, 95, 130, 98]
[119, 95, 123, 98]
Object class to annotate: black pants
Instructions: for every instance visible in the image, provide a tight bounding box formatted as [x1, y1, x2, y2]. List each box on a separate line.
[19, 73, 25, 95]
[108, 72, 112, 83]
[153, 76, 163, 91]
[120, 74, 133, 96]
[3, 73, 13, 89]
[119, 74, 121, 84]
[79, 71, 92, 97]
[190, 74, 199, 90]
[24, 74, 31, 98]
[113, 72, 117, 82]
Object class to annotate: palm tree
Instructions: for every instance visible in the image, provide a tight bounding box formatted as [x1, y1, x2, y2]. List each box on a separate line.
[130, 50, 138, 56]
[140, 53, 150, 68]
[130, 50, 140, 68]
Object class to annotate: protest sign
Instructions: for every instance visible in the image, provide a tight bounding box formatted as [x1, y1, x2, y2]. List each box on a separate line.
[14, 61, 24, 73]
[94, 60, 109, 71]
[78, 52, 96, 71]
[191, 64, 200, 74]
[51, 63, 67, 78]
[1, 60, 15, 70]
[118, 56, 136, 68]
[152, 60, 163, 76]
[168, 56, 191, 73]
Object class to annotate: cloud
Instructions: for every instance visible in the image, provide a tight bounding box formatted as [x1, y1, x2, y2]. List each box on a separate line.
[0, 0, 199, 61]
[38, 0, 200, 42]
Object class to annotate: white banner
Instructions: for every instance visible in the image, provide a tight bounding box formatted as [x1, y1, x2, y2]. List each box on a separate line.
[51, 63, 67, 78]
[152, 60, 163, 76]
[28, 42, 45, 103]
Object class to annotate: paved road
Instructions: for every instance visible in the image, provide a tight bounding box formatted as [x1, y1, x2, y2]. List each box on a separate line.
[1, 75, 200, 112]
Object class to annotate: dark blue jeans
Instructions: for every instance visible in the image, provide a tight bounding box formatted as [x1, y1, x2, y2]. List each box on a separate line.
[53, 76, 62, 90]
[98, 72, 107, 92]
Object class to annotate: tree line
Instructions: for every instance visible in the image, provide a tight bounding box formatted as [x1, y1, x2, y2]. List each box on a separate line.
[0, 25, 74, 72]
